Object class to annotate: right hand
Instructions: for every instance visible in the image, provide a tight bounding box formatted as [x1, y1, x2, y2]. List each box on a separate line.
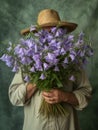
[25, 83, 37, 101]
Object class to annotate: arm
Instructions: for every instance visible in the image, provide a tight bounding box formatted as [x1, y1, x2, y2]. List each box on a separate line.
[73, 69, 92, 110]
[9, 69, 37, 106]
[25, 83, 37, 102]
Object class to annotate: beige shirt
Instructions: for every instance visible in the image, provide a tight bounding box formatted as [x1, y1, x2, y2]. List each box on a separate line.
[9, 69, 92, 130]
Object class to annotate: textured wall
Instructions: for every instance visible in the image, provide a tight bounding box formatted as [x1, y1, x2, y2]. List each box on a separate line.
[0, 0, 98, 130]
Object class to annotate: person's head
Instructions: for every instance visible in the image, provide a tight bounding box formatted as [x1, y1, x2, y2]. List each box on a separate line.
[21, 9, 78, 35]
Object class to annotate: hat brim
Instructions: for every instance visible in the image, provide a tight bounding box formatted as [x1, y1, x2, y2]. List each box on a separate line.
[20, 21, 78, 35]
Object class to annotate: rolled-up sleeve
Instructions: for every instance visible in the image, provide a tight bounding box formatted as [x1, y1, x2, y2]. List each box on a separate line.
[73, 69, 92, 110]
[8, 70, 28, 106]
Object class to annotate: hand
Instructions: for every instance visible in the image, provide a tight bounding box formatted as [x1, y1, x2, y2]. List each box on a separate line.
[42, 89, 66, 104]
[25, 83, 37, 101]
[26, 83, 36, 92]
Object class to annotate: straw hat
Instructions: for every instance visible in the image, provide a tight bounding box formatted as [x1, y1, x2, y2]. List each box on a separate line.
[21, 9, 78, 35]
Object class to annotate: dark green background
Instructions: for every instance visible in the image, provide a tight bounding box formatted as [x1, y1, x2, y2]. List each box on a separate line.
[0, 0, 98, 130]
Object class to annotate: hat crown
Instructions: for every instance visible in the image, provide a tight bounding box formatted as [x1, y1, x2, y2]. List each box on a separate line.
[37, 9, 61, 25]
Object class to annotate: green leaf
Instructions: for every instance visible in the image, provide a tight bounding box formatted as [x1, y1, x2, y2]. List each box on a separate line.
[52, 73, 63, 88]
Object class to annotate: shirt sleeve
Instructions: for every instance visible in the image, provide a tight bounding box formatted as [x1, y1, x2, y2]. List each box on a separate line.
[8, 70, 30, 106]
[73, 69, 92, 110]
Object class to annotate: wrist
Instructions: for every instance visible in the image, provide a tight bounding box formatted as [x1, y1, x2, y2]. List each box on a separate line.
[62, 92, 70, 102]
[62, 92, 79, 106]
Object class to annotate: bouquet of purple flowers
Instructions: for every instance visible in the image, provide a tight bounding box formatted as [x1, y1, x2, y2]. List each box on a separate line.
[0, 26, 93, 117]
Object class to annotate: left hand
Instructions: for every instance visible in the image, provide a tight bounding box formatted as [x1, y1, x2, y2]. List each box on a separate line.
[42, 89, 66, 104]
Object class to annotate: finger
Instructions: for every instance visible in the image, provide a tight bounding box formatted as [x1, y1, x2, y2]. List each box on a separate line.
[44, 97, 55, 104]
[42, 95, 54, 101]
[42, 94, 57, 103]
[47, 98, 57, 104]
[42, 92, 53, 97]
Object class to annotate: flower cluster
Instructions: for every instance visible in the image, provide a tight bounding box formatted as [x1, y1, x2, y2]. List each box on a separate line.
[0, 26, 93, 117]
[0, 27, 93, 90]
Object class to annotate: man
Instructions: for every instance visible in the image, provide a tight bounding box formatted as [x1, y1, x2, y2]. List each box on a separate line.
[9, 9, 92, 130]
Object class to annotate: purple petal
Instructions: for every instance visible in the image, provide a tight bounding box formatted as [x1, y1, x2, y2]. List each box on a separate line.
[0, 55, 14, 67]
[68, 35, 74, 41]
[63, 58, 68, 64]
[0, 54, 7, 61]
[60, 48, 66, 55]
[50, 39, 57, 45]
[20, 57, 32, 65]
[35, 44, 38, 53]
[47, 53, 55, 60]
[30, 67, 35, 72]
[69, 75, 75, 81]
[34, 61, 43, 71]
[12, 65, 19, 72]
[40, 73, 46, 80]
[33, 54, 40, 61]
[47, 34, 53, 42]
[50, 27, 57, 33]
[69, 54, 75, 61]
[54, 66, 59, 71]
[55, 28, 67, 37]
[24, 75, 30, 82]
[79, 32, 84, 40]
[30, 25, 36, 32]
[43, 63, 49, 70]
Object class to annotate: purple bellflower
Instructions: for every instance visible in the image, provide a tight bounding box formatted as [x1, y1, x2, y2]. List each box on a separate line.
[0, 27, 93, 88]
